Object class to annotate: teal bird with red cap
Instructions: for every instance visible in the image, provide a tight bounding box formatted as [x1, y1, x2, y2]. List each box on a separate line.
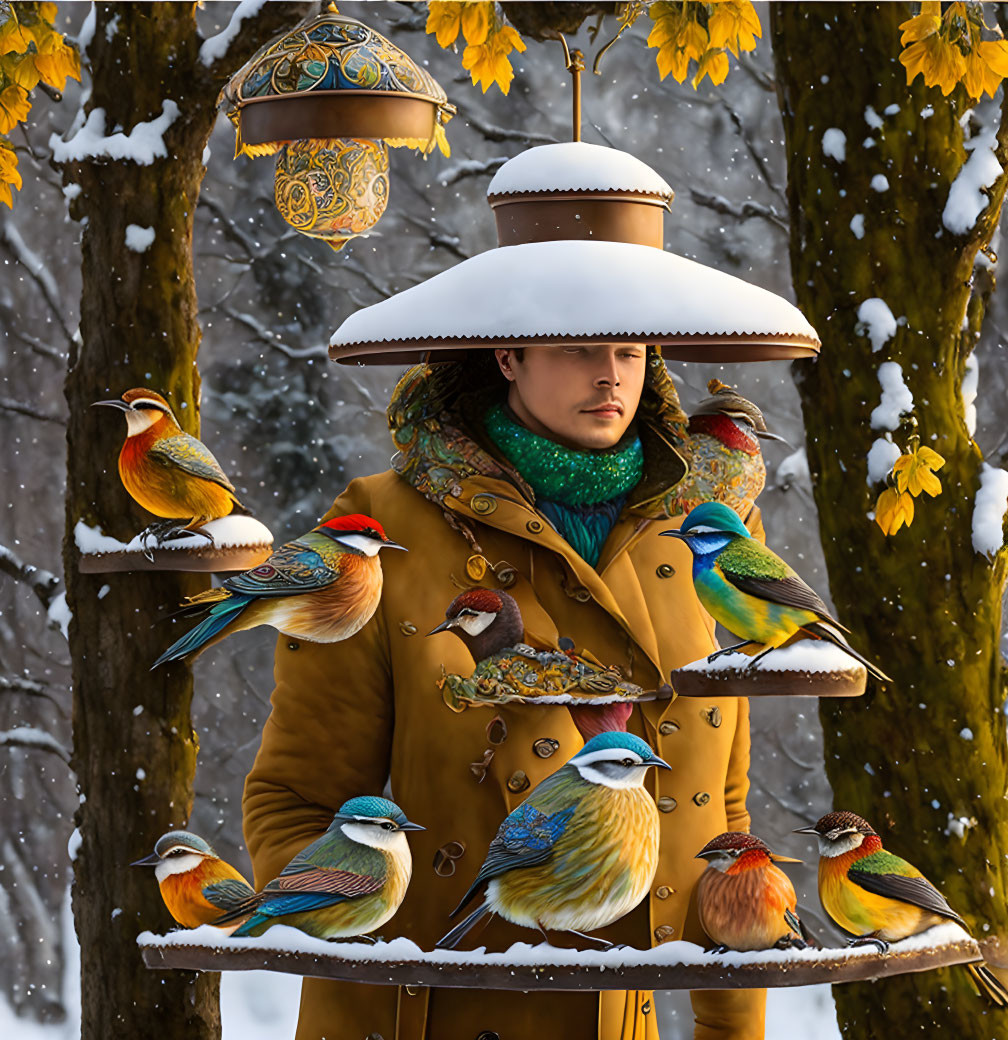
[215, 796, 424, 940]
[662, 501, 890, 680]
[153, 514, 405, 667]
[436, 731, 669, 950]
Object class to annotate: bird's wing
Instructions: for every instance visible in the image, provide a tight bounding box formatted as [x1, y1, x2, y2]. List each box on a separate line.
[221, 536, 339, 599]
[202, 877, 255, 911]
[474, 796, 577, 885]
[270, 866, 386, 900]
[717, 539, 840, 624]
[847, 850, 967, 927]
[147, 433, 236, 494]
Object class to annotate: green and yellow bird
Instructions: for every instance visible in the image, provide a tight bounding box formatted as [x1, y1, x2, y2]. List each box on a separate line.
[662, 501, 890, 681]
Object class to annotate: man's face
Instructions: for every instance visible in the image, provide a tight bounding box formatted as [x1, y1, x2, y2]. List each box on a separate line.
[495, 344, 647, 451]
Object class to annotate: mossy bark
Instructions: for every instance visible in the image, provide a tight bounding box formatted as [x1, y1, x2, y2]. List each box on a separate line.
[772, 3, 1008, 1035]
[60, 5, 308, 1038]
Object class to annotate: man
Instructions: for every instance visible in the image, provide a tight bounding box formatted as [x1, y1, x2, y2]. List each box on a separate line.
[243, 343, 767, 1039]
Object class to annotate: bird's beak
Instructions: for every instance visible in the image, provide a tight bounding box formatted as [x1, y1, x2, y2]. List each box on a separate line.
[92, 399, 129, 411]
[770, 853, 803, 864]
[646, 754, 671, 771]
[792, 826, 819, 835]
[756, 429, 793, 448]
[427, 618, 456, 636]
[659, 529, 688, 541]
[130, 851, 160, 867]
[399, 821, 425, 832]
[695, 849, 719, 860]
[381, 540, 407, 552]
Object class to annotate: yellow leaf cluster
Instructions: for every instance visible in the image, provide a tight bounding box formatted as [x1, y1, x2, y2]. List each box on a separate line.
[874, 444, 945, 536]
[0, 2, 80, 207]
[899, 0, 1008, 99]
[426, 3, 526, 96]
[462, 24, 526, 95]
[647, 0, 760, 88]
[426, 2, 494, 50]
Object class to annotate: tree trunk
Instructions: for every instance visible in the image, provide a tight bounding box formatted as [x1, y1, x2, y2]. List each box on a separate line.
[59, 4, 309, 1037]
[772, 3, 1008, 1034]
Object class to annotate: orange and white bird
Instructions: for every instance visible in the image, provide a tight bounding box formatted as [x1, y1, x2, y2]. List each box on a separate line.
[132, 830, 255, 932]
[695, 831, 807, 953]
[152, 513, 404, 667]
[93, 388, 244, 542]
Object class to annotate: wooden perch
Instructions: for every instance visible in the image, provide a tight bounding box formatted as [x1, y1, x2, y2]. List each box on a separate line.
[139, 923, 981, 992]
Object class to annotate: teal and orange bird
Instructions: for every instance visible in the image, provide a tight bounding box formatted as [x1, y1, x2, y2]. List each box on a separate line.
[671, 379, 786, 517]
[796, 810, 1008, 1004]
[131, 830, 255, 932]
[152, 513, 405, 667]
[213, 797, 423, 940]
[695, 831, 808, 953]
[661, 501, 891, 681]
[93, 388, 244, 543]
[436, 732, 669, 950]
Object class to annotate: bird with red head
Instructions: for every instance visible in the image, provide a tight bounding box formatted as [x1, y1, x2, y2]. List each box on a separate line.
[153, 513, 405, 667]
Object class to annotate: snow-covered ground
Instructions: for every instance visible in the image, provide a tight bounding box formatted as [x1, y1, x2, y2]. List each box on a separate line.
[3, 890, 840, 1039]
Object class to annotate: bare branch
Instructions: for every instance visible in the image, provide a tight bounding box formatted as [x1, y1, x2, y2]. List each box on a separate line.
[0, 544, 63, 613]
[458, 107, 557, 145]
[437, 156, 510, 186]
[718, 98, 785, 201]
[0, 727, 71, 764]
[199, 192, 261, 258]
[0, 675, 66, 713]
[0, 216, 75, 348]
[689, 188, 788, 232]
[0, 396, 63, 424]
[221, 306, 328, 360]
[402, 214, 470, 260]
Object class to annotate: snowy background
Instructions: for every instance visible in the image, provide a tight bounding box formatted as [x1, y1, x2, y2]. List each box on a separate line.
[2, 1, 1005, 1037]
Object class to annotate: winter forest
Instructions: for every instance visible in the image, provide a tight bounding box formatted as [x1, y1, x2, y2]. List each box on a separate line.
[1, 1, 1008, 1038]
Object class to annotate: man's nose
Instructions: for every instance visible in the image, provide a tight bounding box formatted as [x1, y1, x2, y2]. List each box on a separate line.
[594, 350, 621, 388]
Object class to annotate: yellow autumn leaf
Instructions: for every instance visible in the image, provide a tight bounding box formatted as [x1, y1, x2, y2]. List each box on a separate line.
[891, 445, 944, 497]
[647, 10, 684, 50]
[693, 47, 730, 87]
[0, 84, 30, 134]
[462, 25, 525, 95]
[460, 2, 490, 46]
[656, 42, 690, 83]
[433, 120, 451, 158]
[2, 52, 41, 92]
[681, 20, 708, 62]
[977, 39, 1008, 77]
[916, 445, 945, 470]
[0, 143, 21, 190]
[39, 3, 58, 23]
[426, 1, 464, 49]
[875, 487, 915, 536]
[0, 17, 32, 56]
[900, 33, 965, 94]
[34, 41, 81, 89]
[707, 0, 761, 58]
[899, 2, 941, 46]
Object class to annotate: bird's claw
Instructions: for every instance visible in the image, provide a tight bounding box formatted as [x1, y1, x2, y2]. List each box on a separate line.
[707, 944, 729, 955]
[848, 936, 889, 954]
[774, 936, 808, 951]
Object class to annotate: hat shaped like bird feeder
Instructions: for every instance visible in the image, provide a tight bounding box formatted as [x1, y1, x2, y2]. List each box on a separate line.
[220, 4, 455, 251]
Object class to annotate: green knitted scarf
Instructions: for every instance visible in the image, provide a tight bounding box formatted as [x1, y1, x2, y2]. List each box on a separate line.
[483, 402, 643, 565]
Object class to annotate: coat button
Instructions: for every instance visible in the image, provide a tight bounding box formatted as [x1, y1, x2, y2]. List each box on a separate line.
[654, 924, 676, 943]
[655, 885, 672, 899]
[433, 841, 466, 876]
[476, 1032, 500, 1040]
[532, 738, 559, 758]
[702, 706, 722, 728]
[466, 555, 488, 580]
[571, 586, 591, 602]
[399, 621, 417, 636]
[526, 518, 543, 533]
[658, 720, 679, 736]
[471, 494, 497, 515]
[287, 641, 300, 651]
[657, 796, 677, 813]
[656, 563, 675, 578]
[507, 770, 530, 793]
[693, 791, 711, 806]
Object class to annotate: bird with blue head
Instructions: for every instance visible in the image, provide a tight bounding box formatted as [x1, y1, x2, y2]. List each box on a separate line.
[437, 731, 669, 950]
[132, 830, 255, 931]
[662, 501, 890, 681]
[214, 796, 423, 940]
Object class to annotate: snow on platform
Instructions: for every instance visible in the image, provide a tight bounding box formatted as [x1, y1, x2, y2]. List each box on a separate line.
[138, 922, 979, 991]
[670, 642, 867, 699]
[487, 142, 674, 200]
[76, 517, 273, 574]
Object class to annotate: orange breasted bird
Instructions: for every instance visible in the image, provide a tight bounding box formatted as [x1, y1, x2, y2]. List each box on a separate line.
[796, 810, 1008, 1004]
[436, 732, 669, 950]
[93, 388, 244, 542]
[131, 830, 255, 931]
[213, 796, 423, 940]
[152, 514, 405, 667]
[662, 502, 891, 681]
[695, 831, 807, 953]
[429, 587, 638, 739]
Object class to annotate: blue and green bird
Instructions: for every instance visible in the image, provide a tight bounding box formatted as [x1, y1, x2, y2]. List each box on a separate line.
[662, 502, 890, 681]
[436, 732, 669, 950]
[214, 796, 423, 940]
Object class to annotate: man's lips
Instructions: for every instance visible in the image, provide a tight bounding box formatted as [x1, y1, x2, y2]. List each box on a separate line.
[583, 403, 623, 418]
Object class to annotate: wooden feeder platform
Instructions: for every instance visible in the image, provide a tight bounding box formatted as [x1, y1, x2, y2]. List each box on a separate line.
[139, 923, 981, 991]
[669, 643, 867, 699]
[76, 516, 273, 575]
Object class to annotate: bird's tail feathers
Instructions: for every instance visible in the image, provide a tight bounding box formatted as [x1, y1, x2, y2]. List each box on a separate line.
[209, 894, 263, 931]
[151, 594, 250, 669]
[158, 587, 231, 624]
[802, 621, 892, 683]
[435, 902, 492, 950]
[969, 962, 1008, 1007]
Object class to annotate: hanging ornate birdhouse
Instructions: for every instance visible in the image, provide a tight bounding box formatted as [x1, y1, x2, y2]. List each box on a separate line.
[328, 141, 821, 360]
[220, 5, 454, 250]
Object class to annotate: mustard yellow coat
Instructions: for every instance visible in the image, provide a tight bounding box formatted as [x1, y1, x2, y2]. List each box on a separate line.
[244, 354, 766, 1040]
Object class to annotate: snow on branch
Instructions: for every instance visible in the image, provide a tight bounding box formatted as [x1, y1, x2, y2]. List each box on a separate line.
[870, 362, 914, 431]
[0, 396, 62, 424]
[972, 463, 1008, 557]
[49, 100, 180, 166]
[0, 727, 70, 764]
[199, 0, 271, 66]
[0, 543, 63, 616]
[222, 307, 328, 361]
[458, 108, 557, 145]
[0, 674, 65, 712]
[438, 156, 510, 187]
[943, 105, 1004, 235]
[688, 189, 787, 231]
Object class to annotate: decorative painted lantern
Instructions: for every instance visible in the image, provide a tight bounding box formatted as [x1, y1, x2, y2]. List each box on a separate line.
[220, 5, 454, 251]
